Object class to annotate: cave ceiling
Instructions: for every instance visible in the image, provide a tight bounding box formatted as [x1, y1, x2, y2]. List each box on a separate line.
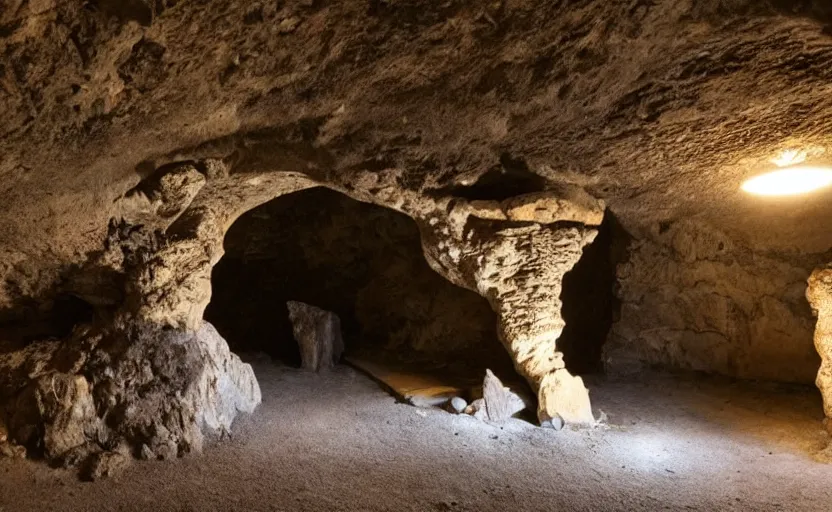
[2, 0, 832, 275]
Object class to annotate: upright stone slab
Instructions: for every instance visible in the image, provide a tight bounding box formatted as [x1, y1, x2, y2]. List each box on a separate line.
[287, 301, 344, 371]
[482, 369, 526, 422]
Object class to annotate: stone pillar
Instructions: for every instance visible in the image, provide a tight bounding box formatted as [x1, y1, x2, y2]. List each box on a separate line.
[418, 192, 604, 427]
[121, 207, 222, 331]
[807, 265, 832, 426]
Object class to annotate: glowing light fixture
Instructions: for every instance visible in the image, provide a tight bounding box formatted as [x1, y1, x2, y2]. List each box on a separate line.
[770, 149, 807, 168]
[741, 166, 832, 196]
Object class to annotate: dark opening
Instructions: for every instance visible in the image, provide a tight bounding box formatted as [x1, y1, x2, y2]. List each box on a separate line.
[205, 187, 515, 382]
[50, 294, 95, 338]
[0, 292, 95, 348]
[438, 153, 547, 201]
[558, 211, 630, 374]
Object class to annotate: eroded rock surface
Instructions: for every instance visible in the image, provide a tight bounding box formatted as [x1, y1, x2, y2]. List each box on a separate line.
[205, 188, 504, 368]
[608, 220, 824, 383]
[482, 370, 526, 422]
[4, 0, 832, 465]
[807, 265, 832, 424]
[0, 321, 260, 471]
[416, 192, 603, 426]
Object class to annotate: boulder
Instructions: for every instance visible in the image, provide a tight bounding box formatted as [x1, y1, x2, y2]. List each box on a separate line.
[0, 321, 261, 472]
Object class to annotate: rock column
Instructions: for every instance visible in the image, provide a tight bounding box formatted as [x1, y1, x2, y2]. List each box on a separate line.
[417, 191, 604, 426]
[808, 265, 832, 428]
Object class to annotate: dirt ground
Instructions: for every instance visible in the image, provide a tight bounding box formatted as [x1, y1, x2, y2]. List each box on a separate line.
[1, 358, 831, 512]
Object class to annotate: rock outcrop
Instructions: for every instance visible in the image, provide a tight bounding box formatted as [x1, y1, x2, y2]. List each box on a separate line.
[0, 151, 606, 471]
[0, 321, 260, 469]
[416, 192, 603, 426]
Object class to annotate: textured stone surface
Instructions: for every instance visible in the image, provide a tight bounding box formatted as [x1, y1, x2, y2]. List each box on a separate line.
[482, 370, 525, 422]
[107, 162, 601, 426]
[1, 1, 832, 317]
[287, 301, 344, 372]
[807, 265, 832, 422]
[417, 195, 603, 425]
[608, 219, 824, 384]
[0, 321, 260, 473]
[3, 0, 832, 460]
[205, 188, 503, 367]
[537, 370, 595, 426]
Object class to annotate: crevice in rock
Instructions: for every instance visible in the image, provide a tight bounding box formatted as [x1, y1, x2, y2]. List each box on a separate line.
[440, 153, 548, 201]
[558, 211, 630, 375]
[49, 294, 95, 339]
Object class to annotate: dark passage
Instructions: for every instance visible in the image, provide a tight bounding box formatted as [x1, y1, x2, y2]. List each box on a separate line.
[205, 187, 514, 377]
[558, 212, 629, 374]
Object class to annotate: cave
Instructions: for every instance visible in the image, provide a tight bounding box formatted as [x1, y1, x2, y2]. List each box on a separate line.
[205, 187, 519, 397]
[4, 1, 832, 510]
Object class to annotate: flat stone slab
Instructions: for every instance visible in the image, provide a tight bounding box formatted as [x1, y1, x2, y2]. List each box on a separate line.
[345, 356, 468, 407]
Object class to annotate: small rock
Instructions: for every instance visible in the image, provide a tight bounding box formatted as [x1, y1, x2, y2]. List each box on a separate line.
[465, 398, 488, 420]
[83, 451, 130, 481]
[541, 414, 564, 431]
[278, 17, 301, 34]
[482, 369, 525, 422]
[446, 397, 468, 414]
[139, 444, 154, 461]
[0, 442, 26, 459]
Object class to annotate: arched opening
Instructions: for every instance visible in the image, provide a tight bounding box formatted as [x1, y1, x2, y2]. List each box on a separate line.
[205, 187, 518, 404]
[49, 293, 95, 339]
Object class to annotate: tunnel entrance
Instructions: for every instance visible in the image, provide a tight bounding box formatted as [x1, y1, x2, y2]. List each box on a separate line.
[205, 187, 517, 400]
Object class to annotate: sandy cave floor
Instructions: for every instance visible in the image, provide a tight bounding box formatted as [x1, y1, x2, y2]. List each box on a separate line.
[2, 358, 832, 512]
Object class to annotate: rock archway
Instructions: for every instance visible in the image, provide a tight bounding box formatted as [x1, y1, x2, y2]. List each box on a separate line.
[205, 186, 511, 377]
[0, 153, 605, 471]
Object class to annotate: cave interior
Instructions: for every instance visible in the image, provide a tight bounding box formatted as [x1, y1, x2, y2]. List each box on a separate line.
[2, 0, 832, 510]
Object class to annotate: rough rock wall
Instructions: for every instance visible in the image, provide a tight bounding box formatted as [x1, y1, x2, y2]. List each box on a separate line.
[206, 188, 503, 367]
[607, 220, 825, 384]
[807, 266, 832, 422]
[3, 0, 832, 467]
[0, 150, 607, 470]
[3, 0, 832, 312]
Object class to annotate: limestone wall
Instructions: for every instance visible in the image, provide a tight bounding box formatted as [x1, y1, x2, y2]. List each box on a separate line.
[607, 219, 824, 384]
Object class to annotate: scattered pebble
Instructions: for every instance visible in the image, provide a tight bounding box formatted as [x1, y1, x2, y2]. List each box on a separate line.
[447, 397, 468, 414]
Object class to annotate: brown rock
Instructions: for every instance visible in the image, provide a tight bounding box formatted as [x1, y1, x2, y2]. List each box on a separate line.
[83, 450, 131, 481]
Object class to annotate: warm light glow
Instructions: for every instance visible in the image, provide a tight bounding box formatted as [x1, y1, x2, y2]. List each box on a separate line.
[771, 149, 807, 168]
[741, 167, 832, 196]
